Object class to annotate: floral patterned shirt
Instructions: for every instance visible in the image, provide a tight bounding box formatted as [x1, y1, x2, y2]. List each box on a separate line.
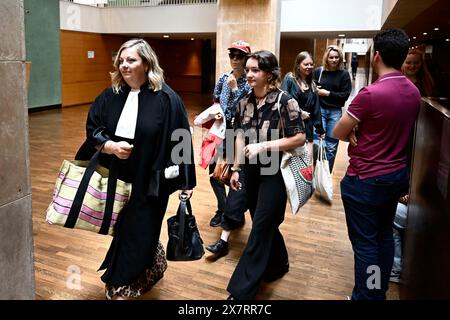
[234, 89, 305, 144]
[213, 71, 250, 122]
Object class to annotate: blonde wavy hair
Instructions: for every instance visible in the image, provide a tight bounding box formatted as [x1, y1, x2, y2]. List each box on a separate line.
[110, 39, 164, 93]
[322, 45, 345, 71]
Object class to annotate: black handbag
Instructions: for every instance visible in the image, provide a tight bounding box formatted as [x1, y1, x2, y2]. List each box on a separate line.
[166, 193, 205, 261]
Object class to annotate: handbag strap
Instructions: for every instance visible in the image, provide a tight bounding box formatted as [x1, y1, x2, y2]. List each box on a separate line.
[64, 144, 118, 235]
[318, 138, 328, 161]
[176, 194, 193, 253]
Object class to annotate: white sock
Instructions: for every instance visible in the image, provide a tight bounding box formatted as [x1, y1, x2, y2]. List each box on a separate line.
[220, 231, 231, 242]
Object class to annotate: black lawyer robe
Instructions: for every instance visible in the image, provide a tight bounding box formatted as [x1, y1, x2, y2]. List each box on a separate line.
[75, 82, 196, 286]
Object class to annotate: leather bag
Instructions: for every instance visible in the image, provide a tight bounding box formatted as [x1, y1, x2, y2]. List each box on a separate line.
[166, 193, 205, 261]
[211, 158, 232, 186]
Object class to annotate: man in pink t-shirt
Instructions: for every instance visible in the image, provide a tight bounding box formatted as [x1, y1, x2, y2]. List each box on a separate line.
[333, 29, 421, 300]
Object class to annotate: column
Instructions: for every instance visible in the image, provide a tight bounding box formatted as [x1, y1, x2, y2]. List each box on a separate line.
[0, 0, 35, 299]
[216, 0, 281, 78]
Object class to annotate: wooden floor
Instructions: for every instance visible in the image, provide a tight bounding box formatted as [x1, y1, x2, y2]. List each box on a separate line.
[29, 73, 399, 300]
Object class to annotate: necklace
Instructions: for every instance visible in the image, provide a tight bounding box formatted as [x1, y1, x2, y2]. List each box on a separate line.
[297, 78, 309, 90]
[255, 95, 266, 104]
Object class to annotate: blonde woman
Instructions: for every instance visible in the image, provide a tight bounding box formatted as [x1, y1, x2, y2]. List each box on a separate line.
[313, 45, 352, 172]
[75, 39, 196, 299]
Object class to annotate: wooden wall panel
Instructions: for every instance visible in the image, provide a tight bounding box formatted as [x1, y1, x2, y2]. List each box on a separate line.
[280, 38, 315, 77]
[61, 33, 204, 107]
[146, 38, 203, 93]
[60, 31, 125, 107]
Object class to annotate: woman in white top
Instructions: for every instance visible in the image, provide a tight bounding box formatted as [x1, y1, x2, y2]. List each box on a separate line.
[75, 39, 196, 299]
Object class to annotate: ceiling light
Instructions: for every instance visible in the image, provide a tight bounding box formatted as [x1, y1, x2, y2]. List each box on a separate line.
[413, 36, 417, 39]
[446, 39, 450, 42]
[163, 35, 169, 38]
[190, 38, 195, 41]
[338, 34, 345, 37]
[434, 27, 439, 31]
[423, 32, 428, 35]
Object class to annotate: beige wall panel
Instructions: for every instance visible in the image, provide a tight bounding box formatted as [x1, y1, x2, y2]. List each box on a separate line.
[279, 38, 315, 78]
[216, 0, 281, 78]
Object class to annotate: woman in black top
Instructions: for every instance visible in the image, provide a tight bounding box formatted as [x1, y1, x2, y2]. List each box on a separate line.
[282, 51, 325, 162]
[313, 45, 352, 172]
[227, 50, 305, 300]
[75, 39, 196, 299]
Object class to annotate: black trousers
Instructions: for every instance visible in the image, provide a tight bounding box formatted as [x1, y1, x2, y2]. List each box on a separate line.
[209, 157, 248, 230]
[227, 165, 288, 300]
[209, 162, 227, 213]
[221, 170, 247, 230]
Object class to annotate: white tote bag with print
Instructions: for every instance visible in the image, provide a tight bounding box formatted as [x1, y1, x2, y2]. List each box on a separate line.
[313, 140, 333, 202]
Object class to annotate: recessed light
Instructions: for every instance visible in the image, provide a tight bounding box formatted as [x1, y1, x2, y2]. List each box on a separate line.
[413, 36, 417, 39]
[434, 27, 439, 31]
[163, 35, 169, 38]
[423, 32, 428, 36]
[338, 34, 345, 37]
[190, 38, 195, 41]
[446, 39, 450, 42]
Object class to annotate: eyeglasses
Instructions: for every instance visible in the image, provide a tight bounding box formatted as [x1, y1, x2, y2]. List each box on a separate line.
[229, 53, 245, 60]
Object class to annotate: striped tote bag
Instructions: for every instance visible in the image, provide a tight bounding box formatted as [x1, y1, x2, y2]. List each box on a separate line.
[45, 149, 131, 236]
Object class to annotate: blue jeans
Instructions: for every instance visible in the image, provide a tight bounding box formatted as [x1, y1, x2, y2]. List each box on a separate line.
[340, 168, 409, 300]
[314, 107, 342, 173]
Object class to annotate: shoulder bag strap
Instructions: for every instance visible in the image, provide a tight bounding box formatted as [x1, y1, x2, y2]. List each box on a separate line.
[176, 194, 192, 253]
[318, 66, 324, 84]
[100, 158, 118, 235]
[276, 90, 285, 139]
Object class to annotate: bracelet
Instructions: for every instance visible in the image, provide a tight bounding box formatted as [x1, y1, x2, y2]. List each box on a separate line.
[230, 166, 242, 172]
[259, 141, 269, 152]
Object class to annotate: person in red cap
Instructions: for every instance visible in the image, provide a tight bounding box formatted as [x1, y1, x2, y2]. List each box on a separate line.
[205, 40, 251, 258]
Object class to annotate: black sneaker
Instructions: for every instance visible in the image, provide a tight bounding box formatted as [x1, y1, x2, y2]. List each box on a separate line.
[209, 211, 223, 227]
[206, 239, 229, 257]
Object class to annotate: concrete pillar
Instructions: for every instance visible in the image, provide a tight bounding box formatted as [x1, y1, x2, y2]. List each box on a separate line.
[216, 0, 281, 79]
[0, 0, 35, 299]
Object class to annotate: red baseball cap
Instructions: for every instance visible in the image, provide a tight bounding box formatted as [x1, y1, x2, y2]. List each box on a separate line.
[228, 40, 251, 54]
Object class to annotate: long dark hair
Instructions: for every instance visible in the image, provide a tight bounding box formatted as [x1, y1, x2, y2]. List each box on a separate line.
[292, 51, 315, 91]
[247, 50, 281, 92]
